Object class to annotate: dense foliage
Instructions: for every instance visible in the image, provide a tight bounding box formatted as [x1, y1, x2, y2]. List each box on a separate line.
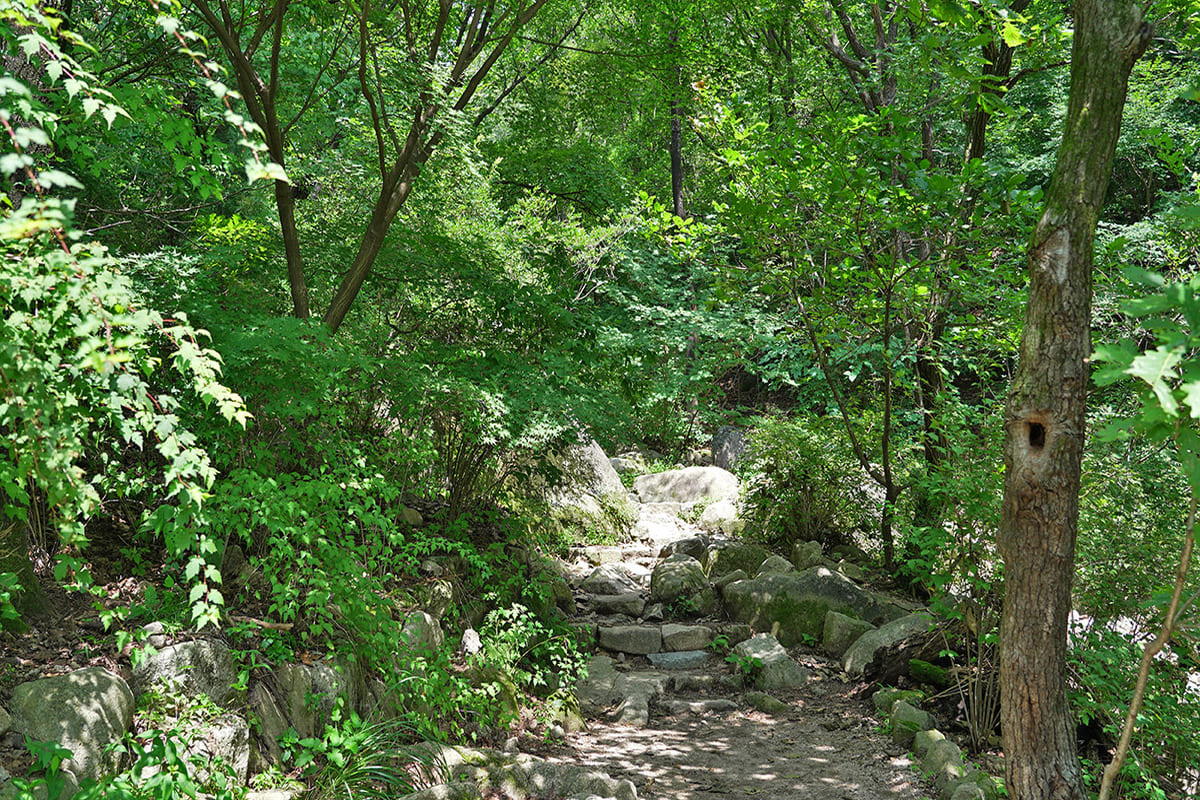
[4, 0, 1200, 796]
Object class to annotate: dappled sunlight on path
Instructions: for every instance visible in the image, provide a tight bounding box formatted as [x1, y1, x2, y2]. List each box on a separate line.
[550, 705, 922, 800]
[554, 477, 932, 800]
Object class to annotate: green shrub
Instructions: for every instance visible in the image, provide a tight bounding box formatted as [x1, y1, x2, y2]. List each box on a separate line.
[1069, 625, 1200, 800]
[473, 603, 587, 695]
[740, 414, 870, 551]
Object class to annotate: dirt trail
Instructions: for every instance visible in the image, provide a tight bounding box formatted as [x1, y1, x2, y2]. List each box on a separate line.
[549, 504, 932, 800]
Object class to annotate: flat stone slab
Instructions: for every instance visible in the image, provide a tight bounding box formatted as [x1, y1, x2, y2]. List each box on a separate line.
[598, 625, 663, 655]
[671, 674, 742, 692]
[614, 673, 670, 727]
[589, 593, 646, 617]
[646, 650, 711, 670]
[745, 691, 790, 715]
[575, 657, 669, 729]
[661, 699, 739, 715]
[633, 467, 738, 504]
[580, 564, 643, 595]
[661, 624, 715, 651]
[433, 745, 638, 800]
[580, 546, 627, 565]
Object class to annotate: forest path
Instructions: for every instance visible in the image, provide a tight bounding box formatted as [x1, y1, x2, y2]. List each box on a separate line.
[545, 502, 931, 800]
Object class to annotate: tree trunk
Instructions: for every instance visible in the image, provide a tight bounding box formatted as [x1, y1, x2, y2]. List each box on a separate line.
[320, 0, 550, 332]
[193, 0, 312, 319]
[323, 168, 419, 332]
[998, 5, 1150, 799]
[275, 177, 310, 318]
[668, 28, 687, 220]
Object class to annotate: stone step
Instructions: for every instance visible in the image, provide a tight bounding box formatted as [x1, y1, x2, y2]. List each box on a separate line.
[595, 623, 718, 656]
[661, 698, 739, 715]
[647, 650, 712, 670]
[591, 621, 754, 656]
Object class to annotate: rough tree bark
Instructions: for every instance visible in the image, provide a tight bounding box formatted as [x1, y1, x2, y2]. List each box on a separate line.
[998, 4, 1150, 799]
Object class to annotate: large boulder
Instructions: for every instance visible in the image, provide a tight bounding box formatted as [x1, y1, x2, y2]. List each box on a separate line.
[732, 634, 810, 690]
[698, 498, 742, 535]
[556, 439, 626, 498]
[11, 667, 134, 783]
[757, 555, 796, 576]
[722, 568, 902, 646]
[250, 684, 290, 765]
[790, 540, 824, 571]
[842, 612, 936, 677]
[711, 426, 748, 472]
[658, 535, 709, 562]
[272, 659, 365, 739]
[174, 717, 252, 785]
[822, 611, 875, 658]
[609, 453, 648, 475]
[649, 555, 715, 614]
[132, 639, 241, 708]
[579, 563, 642, 595]
[705, 543, 772, 579]
[402, 610, 446, 652]
[633, 467, 738, 505]
[542, 439, 637, 542]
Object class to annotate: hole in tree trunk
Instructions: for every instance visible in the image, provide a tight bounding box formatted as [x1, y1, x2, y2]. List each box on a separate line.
[1028, 422, 1046, 450]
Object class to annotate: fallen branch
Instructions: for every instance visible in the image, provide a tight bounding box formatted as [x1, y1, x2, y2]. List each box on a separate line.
[230, 614, 294, 632]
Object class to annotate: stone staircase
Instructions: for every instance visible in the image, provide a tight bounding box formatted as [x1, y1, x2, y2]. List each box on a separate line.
[563, 502, 804, 731]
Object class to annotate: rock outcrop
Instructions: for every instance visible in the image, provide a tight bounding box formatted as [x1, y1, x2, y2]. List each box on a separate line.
[722, 568, 902, 645]
[632, 467, 738, 505]
[10, 668, 135, 784]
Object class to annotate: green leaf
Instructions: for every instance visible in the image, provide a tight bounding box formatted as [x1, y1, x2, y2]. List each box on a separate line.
[1091, 340, 1139, 386]
[1122, 293, 1175, 317]
[244, 160, 289, 184]
[1126, 345, 1182, 416]
[1184, 381, 1200, 419]
[1094, 417, 1135, 443]
[1001, 21, 1027, 48]
[1122, 265, 1166, 288]
[38, 169, 83, 189]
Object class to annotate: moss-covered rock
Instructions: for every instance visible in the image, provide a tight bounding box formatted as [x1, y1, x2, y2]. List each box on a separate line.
[722, 568, 901, 646]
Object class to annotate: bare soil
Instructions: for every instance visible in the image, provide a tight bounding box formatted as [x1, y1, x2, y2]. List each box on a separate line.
[536, 656, 933, 800]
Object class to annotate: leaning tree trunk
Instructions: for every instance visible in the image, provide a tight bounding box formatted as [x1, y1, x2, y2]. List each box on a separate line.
[997, 4, 1150, 800]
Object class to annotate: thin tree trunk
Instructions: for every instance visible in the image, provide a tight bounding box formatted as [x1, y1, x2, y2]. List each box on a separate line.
[324, 169, 419, 331]
[275, 178, 309, 317]
[668, 28, 686, 220]
[998, 5, 1150, 799]
[194, 0, 313, 319]
[321, 0, 549, 332]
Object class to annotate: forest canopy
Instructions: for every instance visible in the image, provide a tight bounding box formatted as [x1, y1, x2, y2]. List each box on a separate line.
[3, 0, 1200, 797]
